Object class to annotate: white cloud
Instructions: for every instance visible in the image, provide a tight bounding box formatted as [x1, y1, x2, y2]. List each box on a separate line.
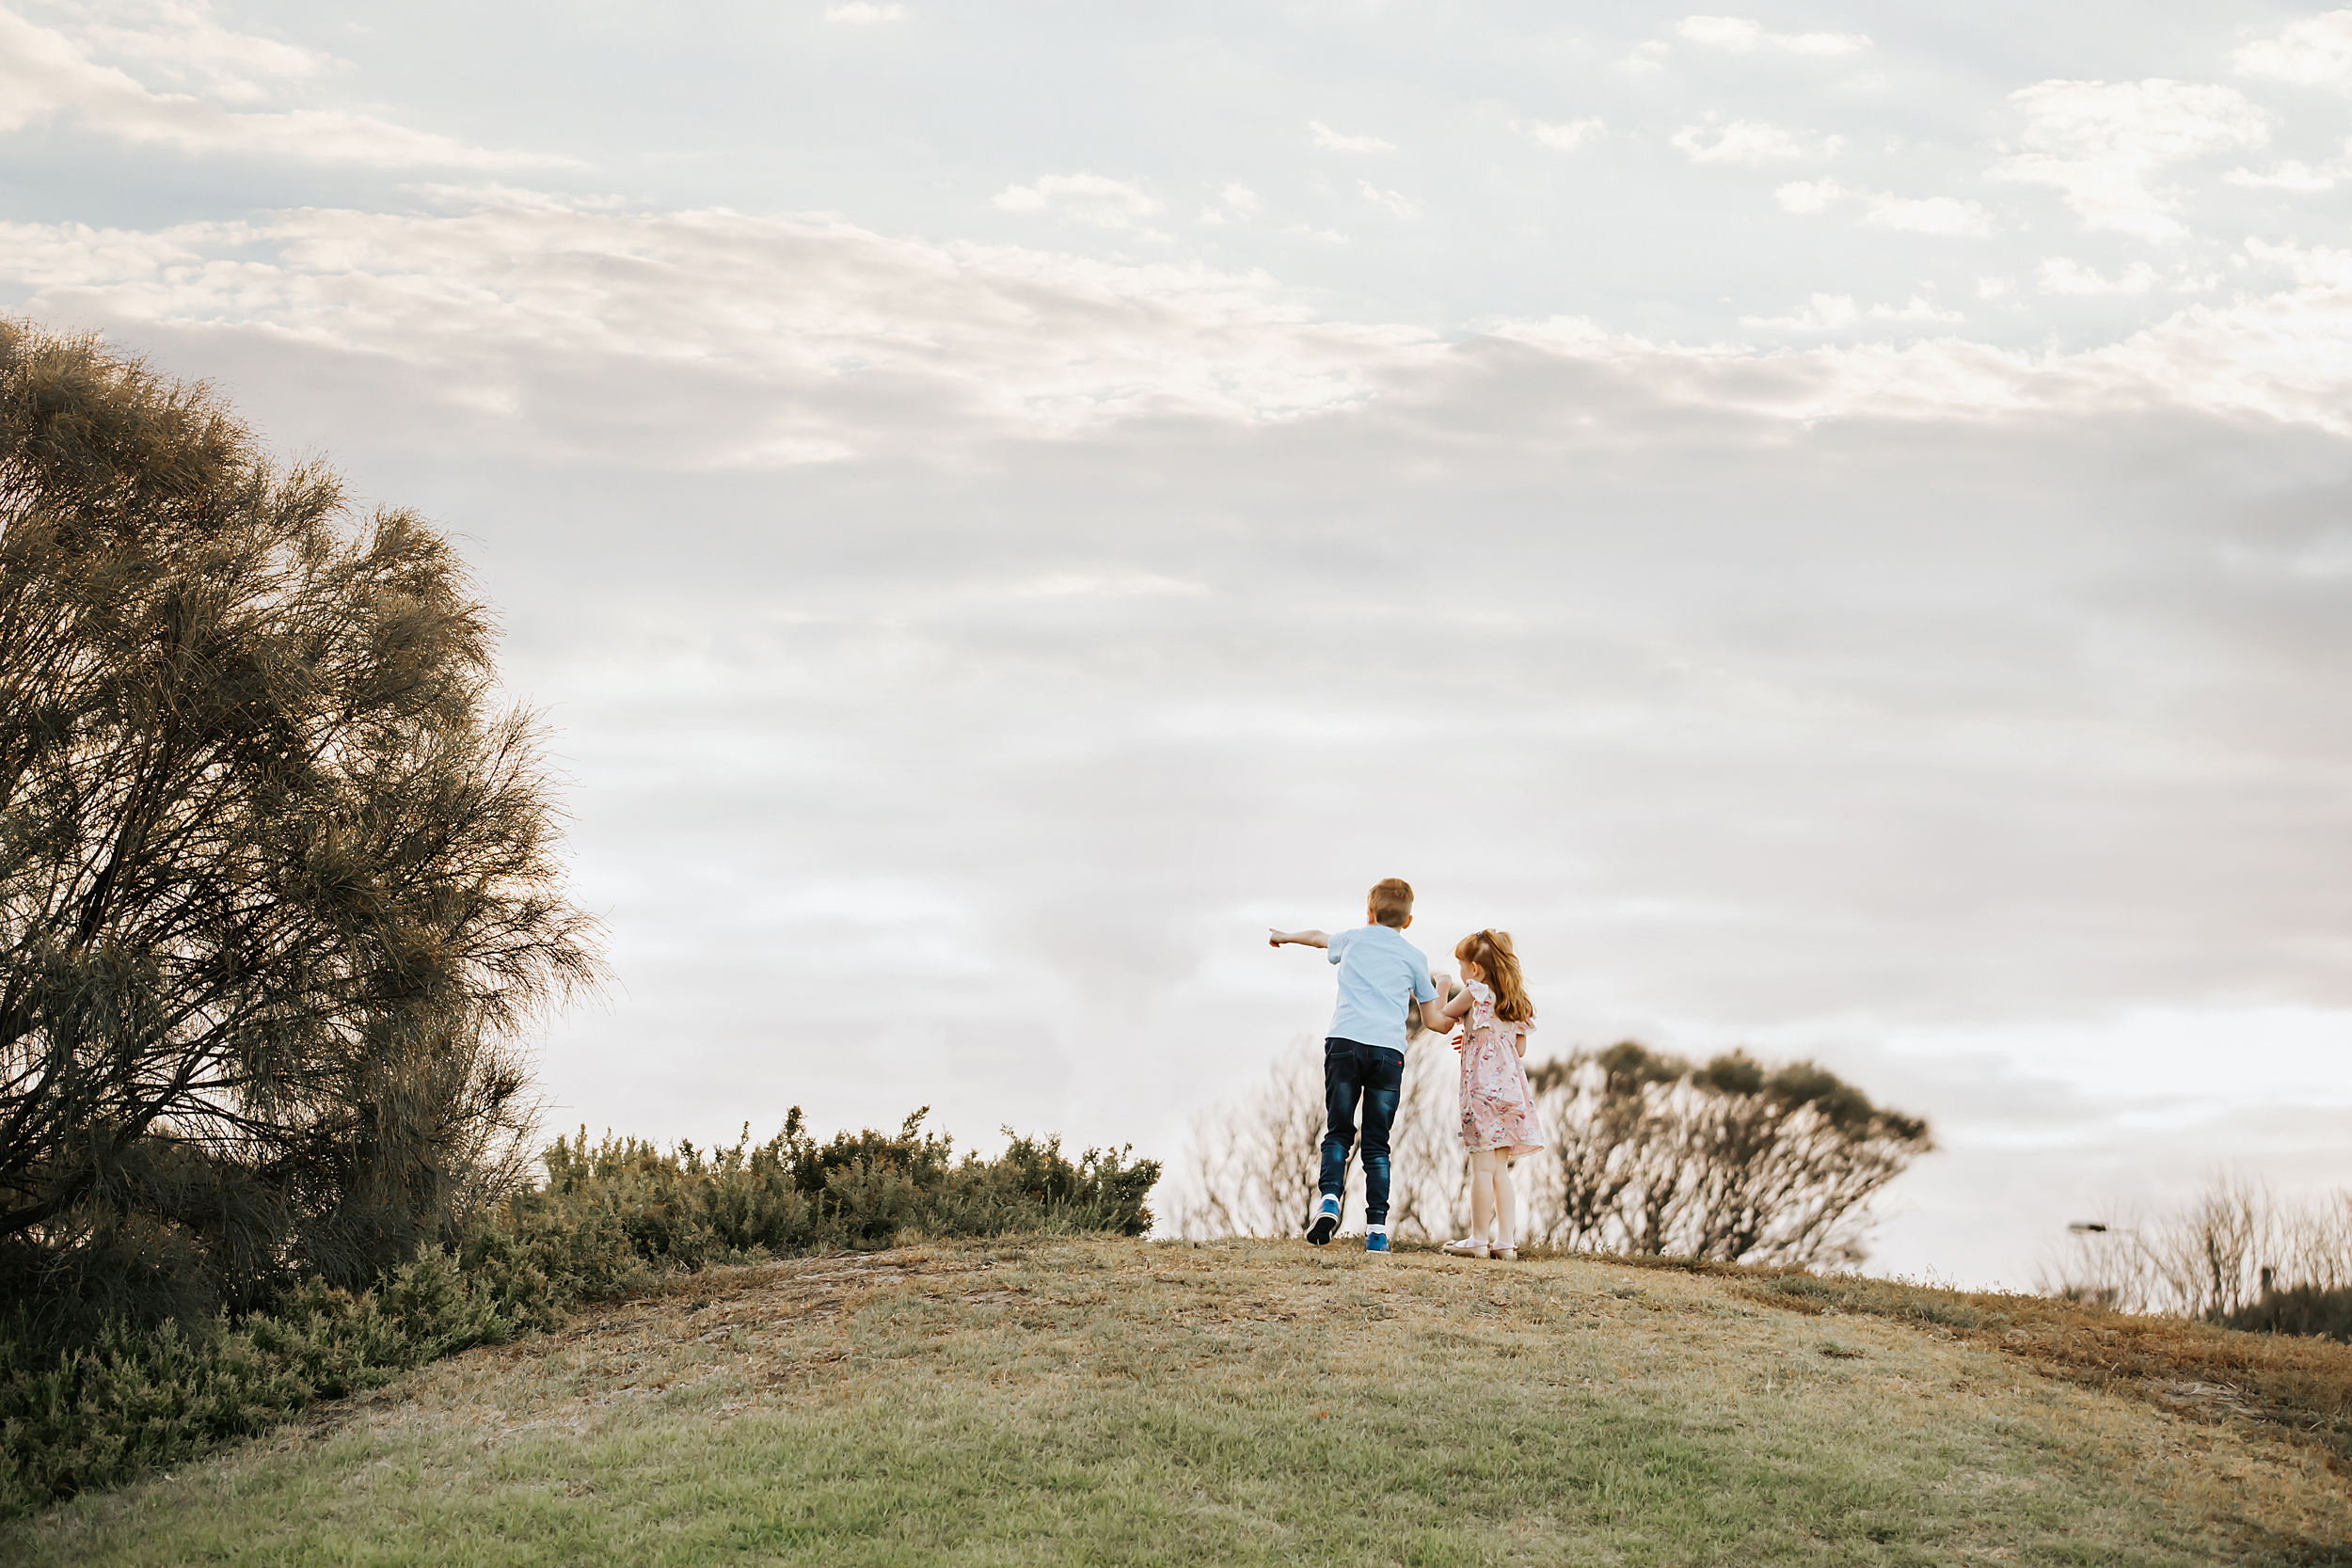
[1009, 570, 1206, 600]
[1977, 277, 2014, 299]
[1613, 40, 1670, 75]
[1780, 182, 1992, 234]
[1518, 117, 1605, 151]
[24, 195, 2352, 475]
[1739, 293, 1859, 330]
[1732, 291, 1955, 330]
[1200, 184, 1259, 226]
[2233, 9, 2352, 88]
[1358, 181, 1418, 219]
[2224, 160, 2337, 190]
[1862, 194, 1995, 237]
[0, 203, 1430, 457]
[824, 3, 907, 21]
[1310, 119, 1393, 152]
[1675, 15, 1871, 55]
[1677, 15, 1766, 50]
[1992, 79, 2269, 242]
[2244, 234, 2352, 286]
[2037, 258, 2159, 294]
[0, 7, 568, 166]
[993, 172, 1161, 229]
[402, 182, 627, 213]
[1774, 179, 1847, 213]
[1870, 294, 1964, 323]
[1672, 119, 1835, 165]
[62, 0, 331, 103]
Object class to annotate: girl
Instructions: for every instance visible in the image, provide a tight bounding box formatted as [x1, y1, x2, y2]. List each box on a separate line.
[1433, 929, 1543, 1260]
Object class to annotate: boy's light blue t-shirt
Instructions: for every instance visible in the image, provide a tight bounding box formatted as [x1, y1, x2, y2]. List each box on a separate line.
[1326, 924, 1437, 1052]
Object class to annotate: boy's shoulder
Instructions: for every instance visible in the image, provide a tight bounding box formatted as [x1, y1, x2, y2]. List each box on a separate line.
[1332, 925, 1424, 960]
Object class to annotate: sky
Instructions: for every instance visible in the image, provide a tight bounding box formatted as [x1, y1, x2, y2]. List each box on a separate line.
[6, 0, 2352, 1286]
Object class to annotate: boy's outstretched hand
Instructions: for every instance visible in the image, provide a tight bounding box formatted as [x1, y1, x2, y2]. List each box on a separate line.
[1267, 927, 1329, 949]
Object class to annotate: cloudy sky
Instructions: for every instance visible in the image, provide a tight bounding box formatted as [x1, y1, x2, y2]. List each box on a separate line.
[8, 0, 2352, 1284]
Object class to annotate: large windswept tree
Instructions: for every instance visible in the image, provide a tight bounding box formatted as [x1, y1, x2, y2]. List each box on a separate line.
[0, 321, 599, 1334]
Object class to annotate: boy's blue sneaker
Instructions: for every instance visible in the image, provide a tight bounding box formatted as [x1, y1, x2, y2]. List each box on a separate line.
[1306, 1195, 1341, 1246]
[1364, 1227, 1391, 1255]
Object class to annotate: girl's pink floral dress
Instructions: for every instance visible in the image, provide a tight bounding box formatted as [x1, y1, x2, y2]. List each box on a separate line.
[1458, 980, 1545, 1157]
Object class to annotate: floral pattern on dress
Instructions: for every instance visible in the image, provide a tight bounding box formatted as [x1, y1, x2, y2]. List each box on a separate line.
[1458, 980, 1545, 1156]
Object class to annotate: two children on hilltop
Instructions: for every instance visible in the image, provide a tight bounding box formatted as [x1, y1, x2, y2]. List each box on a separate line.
[1269, 878, 1543, 1258]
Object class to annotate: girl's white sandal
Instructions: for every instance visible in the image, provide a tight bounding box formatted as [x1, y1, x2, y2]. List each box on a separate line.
[1491, 1246, 1518, 1261]
[1440, 1238, 1491, 1259]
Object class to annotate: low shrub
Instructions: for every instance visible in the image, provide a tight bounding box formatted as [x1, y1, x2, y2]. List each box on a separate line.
[0, 1247, 519, 1518]
[0, 1108, 1159, 1519]
[2224, 1283, 2352, 1344]
[511, 1108, 1156, 1275]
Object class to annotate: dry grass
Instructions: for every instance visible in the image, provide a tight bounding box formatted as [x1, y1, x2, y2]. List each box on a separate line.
[7, 1237, 2350, 1566]
[1595, 1252, 2352, 1477]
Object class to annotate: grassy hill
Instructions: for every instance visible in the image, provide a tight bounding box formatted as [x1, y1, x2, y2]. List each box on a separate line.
[6, 1236, 2348, 1567]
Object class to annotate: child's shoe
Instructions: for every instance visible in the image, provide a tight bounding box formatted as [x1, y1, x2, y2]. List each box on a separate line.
[1440, 1238, 1491, 1259]
[1491, 1245, 1518, 1262]
[1305, 1194, 1341, 1246]
[1363, 1226, 1391, 1256]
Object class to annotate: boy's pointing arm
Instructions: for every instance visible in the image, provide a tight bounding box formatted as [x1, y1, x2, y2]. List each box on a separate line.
[1267, 928, 1329, 949]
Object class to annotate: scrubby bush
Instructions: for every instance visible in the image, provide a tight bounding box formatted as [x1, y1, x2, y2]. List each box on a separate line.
[516, 1106, 1156, 1270]
[0, 1246, 520, 1517]
[2225, 1284, 2352, 1344]
[0, 1106, 1160, 1519]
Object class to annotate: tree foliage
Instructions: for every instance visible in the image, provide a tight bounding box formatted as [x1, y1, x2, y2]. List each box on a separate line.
[1521, 1043, 1931, 1265]
[0, 320, 599, 1340]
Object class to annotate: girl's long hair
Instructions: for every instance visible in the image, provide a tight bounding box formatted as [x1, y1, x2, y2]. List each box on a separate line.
[1454, 929, 1534, 1023]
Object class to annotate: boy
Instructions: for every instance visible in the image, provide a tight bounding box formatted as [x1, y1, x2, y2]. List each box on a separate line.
[1268, 878, 1450, 1254]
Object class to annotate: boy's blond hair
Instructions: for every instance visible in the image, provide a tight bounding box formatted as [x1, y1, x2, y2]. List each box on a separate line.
[1367, 878, 1414, 928]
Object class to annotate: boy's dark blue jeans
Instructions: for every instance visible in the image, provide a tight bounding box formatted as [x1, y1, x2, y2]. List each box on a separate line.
[1319, 1037, 1406, 1227]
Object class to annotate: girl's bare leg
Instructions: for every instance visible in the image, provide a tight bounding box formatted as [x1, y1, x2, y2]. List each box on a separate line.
[1495, 1158, 1519, 1250]
[1469, 1148, 1499, 1243]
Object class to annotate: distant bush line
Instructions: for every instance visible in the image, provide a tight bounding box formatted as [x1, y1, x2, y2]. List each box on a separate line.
[2047, 1174, 2352, 1336]
[0, 1109, 1158, 1519]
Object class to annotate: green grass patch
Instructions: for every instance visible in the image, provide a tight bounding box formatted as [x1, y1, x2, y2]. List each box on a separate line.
[8, 1238, 2344, 1566]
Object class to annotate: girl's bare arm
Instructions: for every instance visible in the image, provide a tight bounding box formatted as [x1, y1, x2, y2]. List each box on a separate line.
[1419, 976, 1473, 1034]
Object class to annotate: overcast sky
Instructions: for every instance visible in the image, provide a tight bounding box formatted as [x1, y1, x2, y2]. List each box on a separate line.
[8, 0, 2352, 1284]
